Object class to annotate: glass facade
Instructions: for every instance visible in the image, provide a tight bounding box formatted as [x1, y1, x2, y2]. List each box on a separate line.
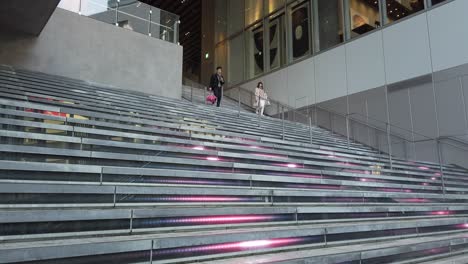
[315, 0, 344, 51]
[385, 0, 425, 23]
[245, 22, 265, 78]
[288, 1, 311, 61]
[215, 0, 443, 85]
[267, 12, 287, 70]
[348, 0, 381, 38]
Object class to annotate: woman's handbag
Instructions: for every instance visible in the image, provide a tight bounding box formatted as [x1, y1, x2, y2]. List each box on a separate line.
[206, 94, 217, 104]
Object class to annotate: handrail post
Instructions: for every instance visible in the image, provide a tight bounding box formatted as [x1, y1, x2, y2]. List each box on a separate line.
[314, 105, 318, 126]
[436, 139, 446, 196]
[148, 8, 152, 36]
[250, 93, 253, 110]
[190, 85, 193, 102]
[257, 101, 261, 127]
[386, 123, 393, 170]
[204, 87, 207, 105]
[309, 116, 313, 144]
[277, 102, 280, 118]
[346, 114, 350, 149]
[238, 87, 241, 118]
[282, 105, 285, 141]
[115, 0, 120, 26]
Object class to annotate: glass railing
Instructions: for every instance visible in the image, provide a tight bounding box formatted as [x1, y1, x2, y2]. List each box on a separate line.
[221, 84, 468, 171]
[58, 0, 179, 43]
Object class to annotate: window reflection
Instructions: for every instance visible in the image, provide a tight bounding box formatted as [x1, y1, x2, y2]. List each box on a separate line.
[386, 0, 424, 23]
[349, 0, 380, 38]
[289, 1, 311, 60]
[316, 0, 344, 51]
[245, 23, 264, 78]
[268, 13, 287, 70]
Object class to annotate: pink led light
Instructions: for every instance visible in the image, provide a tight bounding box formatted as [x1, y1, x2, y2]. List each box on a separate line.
[291, 174, 321, 179]
[360, 178, 367, 182]
[193, 146, 205, 151]
[460, 223, 468, 229]
[327, 155, 337, 158]
[431, 211, 450, 216]
[287, 164, 297, 168]
[178, 215, 274, 223]
[238, 238, 301, 249]
[249, 146, 260, 149]
[239, 240, 272, 248]
[434, 172, 442, 176]
[207, 157, 219, 161]
[395, 198, 429, 203]
[431, 177, 436, 180]
[418, 166, 430, 170]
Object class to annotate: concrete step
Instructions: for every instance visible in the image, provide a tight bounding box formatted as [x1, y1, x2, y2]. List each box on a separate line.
[197, 232, 468, 264]
[1, 217, 468, 263]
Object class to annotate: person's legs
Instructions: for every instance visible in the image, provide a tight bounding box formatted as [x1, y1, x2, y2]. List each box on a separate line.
[259, 100, 265, 116]
[216, 94, 221, 107]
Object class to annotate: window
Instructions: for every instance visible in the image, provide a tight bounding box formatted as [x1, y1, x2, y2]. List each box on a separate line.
[267, 12, 287, 70]
[288, 1, 311, 61]
[348, 0, 381, 38]
[385, 0, 424, 23]
[245, 23, 264, 79]
[315, 0, 344, 51]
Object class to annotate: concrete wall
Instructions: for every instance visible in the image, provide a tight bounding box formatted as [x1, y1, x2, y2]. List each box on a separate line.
[0, 8, 183, 99]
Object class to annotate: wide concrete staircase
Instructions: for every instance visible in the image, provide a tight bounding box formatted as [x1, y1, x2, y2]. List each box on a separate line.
[1, 65, 468, 263]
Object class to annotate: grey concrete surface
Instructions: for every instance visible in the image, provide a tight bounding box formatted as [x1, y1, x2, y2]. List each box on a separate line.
[0, 8, 183, 99]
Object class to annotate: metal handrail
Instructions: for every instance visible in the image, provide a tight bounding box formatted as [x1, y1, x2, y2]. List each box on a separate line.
[186, 81, 468, 171]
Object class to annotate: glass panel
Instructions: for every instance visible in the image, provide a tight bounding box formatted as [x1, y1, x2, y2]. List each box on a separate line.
[245, 22, 264, 79]
[348, 0, 380, 38]
[117, 0, 150, 35]
[316, 0, 344, 51]
[81, 0, 117, 24]
[267, 0, 286, 14]
[245, 0, 264, 27]
[58, 0, 81, 13]
[267, 12, 287, 70]
[228, 33, 245, 85]
[288, 1, 311, 61]
[158, 9, 178, 42]
[385, 0, 424, 24]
